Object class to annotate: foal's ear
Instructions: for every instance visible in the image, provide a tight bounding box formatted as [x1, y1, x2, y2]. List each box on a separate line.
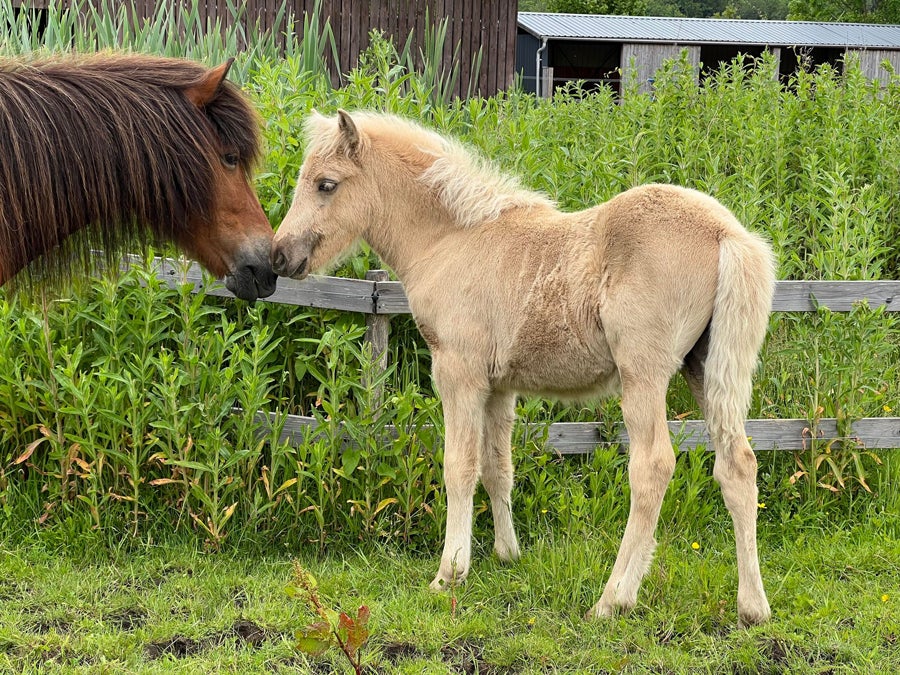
[185, 58, 235, 108]
[337, 109, 361, 157]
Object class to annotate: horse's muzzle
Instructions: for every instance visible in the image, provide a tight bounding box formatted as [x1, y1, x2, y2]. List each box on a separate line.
[225, 246, 278, 301]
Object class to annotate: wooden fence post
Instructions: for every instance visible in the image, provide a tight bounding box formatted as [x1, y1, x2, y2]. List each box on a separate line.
[363, 269, 391, 402]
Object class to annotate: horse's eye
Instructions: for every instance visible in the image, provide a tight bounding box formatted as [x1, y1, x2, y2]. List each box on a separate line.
[318, 179, 338, 193]
[222, 153, 239, 169]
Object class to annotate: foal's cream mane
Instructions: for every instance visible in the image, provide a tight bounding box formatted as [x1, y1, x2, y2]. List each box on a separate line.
[306, 111, 554, 228]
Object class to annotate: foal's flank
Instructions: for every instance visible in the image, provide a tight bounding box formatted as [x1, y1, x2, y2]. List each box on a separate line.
[271, 110, 775, 627]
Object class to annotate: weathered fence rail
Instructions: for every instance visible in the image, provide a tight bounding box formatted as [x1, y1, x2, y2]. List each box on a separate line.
[150, 257, 900, 315]
[146, 256, 900, 453]
[261, 412, 900, 453]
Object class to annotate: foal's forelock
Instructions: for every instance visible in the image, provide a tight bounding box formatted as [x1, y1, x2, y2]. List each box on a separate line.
[324, 112, 553, 229]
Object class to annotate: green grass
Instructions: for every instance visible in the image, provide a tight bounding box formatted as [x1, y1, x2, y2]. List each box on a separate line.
[1, 513, 898, 674]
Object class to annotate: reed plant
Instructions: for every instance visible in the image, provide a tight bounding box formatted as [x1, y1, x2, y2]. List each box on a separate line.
[0, 0, 332, 85]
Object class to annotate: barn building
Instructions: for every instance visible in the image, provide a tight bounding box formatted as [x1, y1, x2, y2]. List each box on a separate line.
[10, 4, 900, 100]
[516, 13, 900, 97]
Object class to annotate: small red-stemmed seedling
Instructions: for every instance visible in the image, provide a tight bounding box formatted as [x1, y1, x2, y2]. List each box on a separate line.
[287, 562, 370, 675]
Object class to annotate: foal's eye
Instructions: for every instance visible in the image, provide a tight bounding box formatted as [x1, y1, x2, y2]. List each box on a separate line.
[318, 179, 338, 194]
[222, 153, 239, 170]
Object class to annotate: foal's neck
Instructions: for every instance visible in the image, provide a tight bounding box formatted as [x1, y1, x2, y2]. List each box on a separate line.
[364, 196, 458, 283]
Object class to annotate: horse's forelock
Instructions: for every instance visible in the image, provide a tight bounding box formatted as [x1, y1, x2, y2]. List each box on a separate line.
[203, 78, 262, 172]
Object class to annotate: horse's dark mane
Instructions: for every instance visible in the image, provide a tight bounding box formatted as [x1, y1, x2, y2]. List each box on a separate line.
[0, 52, 261, 288]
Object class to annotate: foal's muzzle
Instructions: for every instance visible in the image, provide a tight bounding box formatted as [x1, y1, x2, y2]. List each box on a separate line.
[270, 230, 320, 280]
[270, 246, 307, 280]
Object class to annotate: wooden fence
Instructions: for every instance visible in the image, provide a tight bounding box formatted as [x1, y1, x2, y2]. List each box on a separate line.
[11, 0, 518, 98]
[149, 257, 900, 454]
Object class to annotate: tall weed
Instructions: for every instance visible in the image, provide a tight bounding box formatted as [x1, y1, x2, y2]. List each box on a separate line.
[2, 13, 900, 547]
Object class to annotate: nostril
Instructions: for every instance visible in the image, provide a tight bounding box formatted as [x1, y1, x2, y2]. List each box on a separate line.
[271, 249, 287, 273]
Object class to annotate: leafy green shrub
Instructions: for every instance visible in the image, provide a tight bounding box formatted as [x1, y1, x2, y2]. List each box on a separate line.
[2, 4, 900, 548]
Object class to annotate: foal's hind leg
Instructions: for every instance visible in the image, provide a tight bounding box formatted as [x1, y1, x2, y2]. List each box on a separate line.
[481, 390, 520, 562]
[587, 377, 675, 618]
[712, 436, 770, 626]
[685, 337, 770, 626]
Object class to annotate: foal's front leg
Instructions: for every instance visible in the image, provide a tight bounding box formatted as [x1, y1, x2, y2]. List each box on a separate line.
[430, 355, 488, 590]
[481, 390, 520, 562]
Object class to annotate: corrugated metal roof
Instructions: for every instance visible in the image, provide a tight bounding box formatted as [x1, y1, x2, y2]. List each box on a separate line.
[518, 13, 900, 49]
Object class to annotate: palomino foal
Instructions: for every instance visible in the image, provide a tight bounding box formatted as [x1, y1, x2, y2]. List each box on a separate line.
[271, 110, 775, 626]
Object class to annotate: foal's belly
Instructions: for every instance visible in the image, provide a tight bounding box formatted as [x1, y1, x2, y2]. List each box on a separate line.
[494, 322, 618, 400]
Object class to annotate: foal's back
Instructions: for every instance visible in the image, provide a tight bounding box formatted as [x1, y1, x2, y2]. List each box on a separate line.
[596, 183, 726, 296]
[489, 184, 736, 398]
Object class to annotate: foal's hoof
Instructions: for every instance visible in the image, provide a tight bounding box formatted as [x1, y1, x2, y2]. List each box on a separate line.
[585, 600, 616, 620]
[584, 596, 633, 621]
[493, 540, 520, 563]
[737, 601, 771, 628]
[429, 572, 467, 592]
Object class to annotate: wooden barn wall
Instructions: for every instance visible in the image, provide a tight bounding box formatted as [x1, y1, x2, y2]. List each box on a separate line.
[300, 0, 519, 97]
[855, 48, 900, 83]
[9, 1, 518, 98]
[621, 43, 700, 94]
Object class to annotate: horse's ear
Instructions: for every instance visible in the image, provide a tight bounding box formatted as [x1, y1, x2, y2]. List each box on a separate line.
[337, 109, 361, 157]
[185, 58, 235, 108]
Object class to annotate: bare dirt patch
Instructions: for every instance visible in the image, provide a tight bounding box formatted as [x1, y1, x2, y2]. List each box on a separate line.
[29, 617, 72, 635]
[440, 639, 500, 675]
[381, 640, 424, 663]
[144, 634, 203, 660]
[144, 619, 276, 660]
[105, 607, 148, 631]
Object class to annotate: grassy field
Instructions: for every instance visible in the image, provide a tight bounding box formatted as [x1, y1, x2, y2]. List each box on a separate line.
[2, 508, 899, 674]
[2, 448, 899, 673]
[3, 2, 900, 673]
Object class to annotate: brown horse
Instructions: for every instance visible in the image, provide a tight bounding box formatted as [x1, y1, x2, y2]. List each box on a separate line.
[271, 110, 775, 626]
[0, 53, 275, 300]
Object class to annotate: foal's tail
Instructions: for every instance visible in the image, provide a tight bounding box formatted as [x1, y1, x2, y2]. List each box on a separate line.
[703, 227, 776, 449]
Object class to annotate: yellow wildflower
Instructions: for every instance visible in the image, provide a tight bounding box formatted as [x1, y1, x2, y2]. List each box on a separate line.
[691, 542, 700, 550]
